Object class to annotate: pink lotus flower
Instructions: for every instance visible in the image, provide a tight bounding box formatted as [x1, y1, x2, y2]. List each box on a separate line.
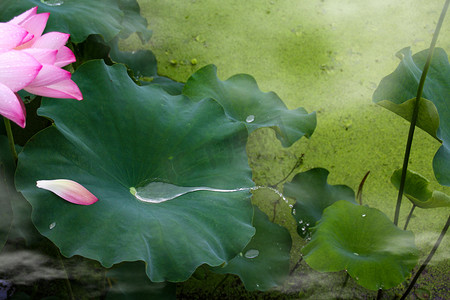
[36, 179, 98, 205]
[0, 7, 82, 128]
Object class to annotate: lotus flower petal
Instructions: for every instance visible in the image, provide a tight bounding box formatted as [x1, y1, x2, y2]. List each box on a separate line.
[55, 46, 76, 67]
[25, 79, 83, 100]
[0, 83, 26, 128]
[9, 8, 49, 49]
[21, 48, 57, 65]
[0, 50, 42, 91]
[0, 23, 30, 49]
[7, 6, 38, 26]
[33, 32, 70, 50]
[28, 64, 71, 87]
[36, 179, 98, 205]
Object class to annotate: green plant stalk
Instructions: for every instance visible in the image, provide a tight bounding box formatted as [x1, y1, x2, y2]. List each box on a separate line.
[403, 204, 416, 230]
[393, 0, 449, 225]
[3, 117, 18, 165]
[400, 214, 450, 300]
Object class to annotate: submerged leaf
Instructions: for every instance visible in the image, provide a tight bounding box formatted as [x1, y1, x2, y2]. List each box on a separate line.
[183, 65, 316, 147]
[373, 47, 450, 186]
[212, 206, 292, 291]
[303, 201, 419, 290]
[15, 60, 256, 282]
[391, 169, 450, 208]
[283, 168, 356, 238]
[0, 137, 14, 251]
[109, 39, 184, 95]
[117, 0, 152, 43]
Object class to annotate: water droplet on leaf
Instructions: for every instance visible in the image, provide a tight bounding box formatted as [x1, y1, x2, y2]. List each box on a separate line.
[41, 0, 64, 6]
[49, 222, 56, 230]
[244, 249, 259, 259]
[245, 115, 255, 123]
[362, 214, 366, 217]
[353, 252, 359, 256]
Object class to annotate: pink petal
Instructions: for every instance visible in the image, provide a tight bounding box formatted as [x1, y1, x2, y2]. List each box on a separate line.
[28, 64, 71, 87]
[0, 83, 26, 128]
[0, 23, 30, 49]
[21, 48, 57, 65]
[25, 79, 83, 100]
[7, 7, 38, 26]
[14, 12, 50, 49]
[0, 50, 42, 91]
[33, 32, 70, 50]
[54, 46, 76, 67]
[36, 179, 98, 205]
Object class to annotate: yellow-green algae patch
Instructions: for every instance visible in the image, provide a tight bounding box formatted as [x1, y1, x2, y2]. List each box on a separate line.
[124, 0, 449, 297]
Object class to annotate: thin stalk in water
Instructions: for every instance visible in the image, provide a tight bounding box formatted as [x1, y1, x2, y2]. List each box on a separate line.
[393, 0, 449, 225]
[400, 215, 450, 300]
[356, 171, 370, 205]
[3, 118, 18, 165]
[289, 256, 303, 276]
[403, 204, 416, 230]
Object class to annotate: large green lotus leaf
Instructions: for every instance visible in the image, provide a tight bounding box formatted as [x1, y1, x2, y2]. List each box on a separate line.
[183, 65, 316, 147]
[0, 0, 124, 43]
[14, 60, 256, 282]
[391, 169, 450, 209]
[303, 201, 419, 290]
[283, 168, 356, 238]
[106, 262, 176, 299]
[373, 47, 450, 186]
[212, 206, 291, 291]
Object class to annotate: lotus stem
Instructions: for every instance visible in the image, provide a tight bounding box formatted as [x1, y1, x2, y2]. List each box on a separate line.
[393, 0, 449, 225]
[289, 256, 303, 275]
[356, 171, 370, 205]
[270, 154, 304, 188]
[403, 204, 416, 230]
[400, 214, 450, 300]
[3, 118, 18, 165]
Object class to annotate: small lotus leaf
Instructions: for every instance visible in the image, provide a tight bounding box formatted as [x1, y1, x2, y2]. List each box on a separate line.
[183, 65, 316, 147]
[212, 206, 292, 291]
[302, 200, 419, 290]
[0, 0, 124, 43]
[283, 168, 356, 238]
[15, 60, 256, 282]
[373, 47, 450, 186]
[391, 169, 450, 208]
[106, 262, 176, 299]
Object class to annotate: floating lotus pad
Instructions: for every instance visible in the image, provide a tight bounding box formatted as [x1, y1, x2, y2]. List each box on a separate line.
[373, 47, 450, 186]
[212, 206, 292, 291]
[302, 200, 419, 290]
[391, 169, 450, 208]
[283, 168, 356, 238]
[15, 60, 257, 282]
[183, 65, 316, 147]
